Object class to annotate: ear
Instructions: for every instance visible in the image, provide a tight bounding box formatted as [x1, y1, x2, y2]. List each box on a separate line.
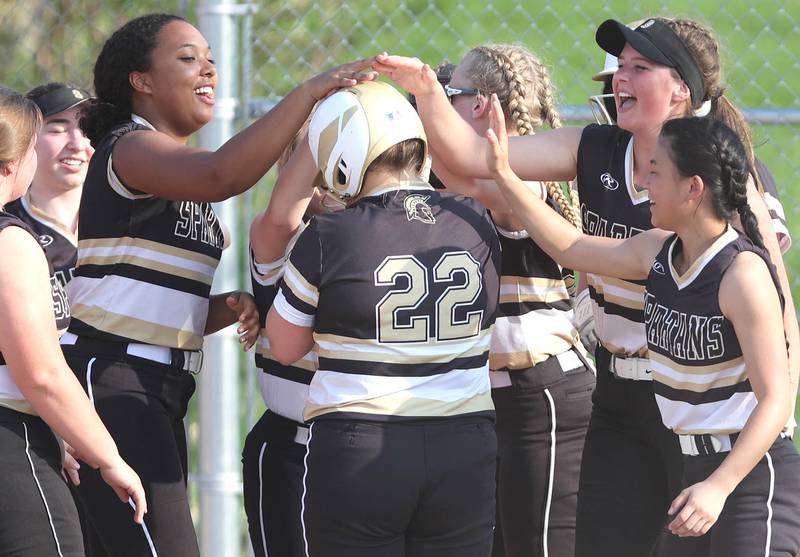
[473, 94, 489, 119]
[671, 79, 691, 105]
[129, 71, 152, 95]
[686, 174, 705, 201]
[0, 160, 16, 177]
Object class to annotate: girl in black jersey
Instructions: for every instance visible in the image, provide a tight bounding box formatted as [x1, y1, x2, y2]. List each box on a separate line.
[485, 108, 800, 555]
[63, 13, 379, 556]
[0, 87, 145, 556]
[376, 17, 800, 557]
[243, 125, 331, 557]
[432, 44, 593, 557]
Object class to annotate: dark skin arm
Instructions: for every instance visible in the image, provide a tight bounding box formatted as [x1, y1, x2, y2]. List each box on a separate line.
[114, 59, 379, 202]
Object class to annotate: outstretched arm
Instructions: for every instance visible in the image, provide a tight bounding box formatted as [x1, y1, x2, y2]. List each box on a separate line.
[375, 53, 582, 182]
[484, 93, 662, 280]
[115, 58, 378, 202]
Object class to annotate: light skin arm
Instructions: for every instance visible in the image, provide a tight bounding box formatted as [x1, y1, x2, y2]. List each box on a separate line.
[250, 137, 317, 264]
[0, 228, 146, 523]
[114, 59, 378, 202]
[265, 306, 314, 366]
[485, 93, 663, 280]
[667, 251, 791, 537]
[743, 181, 800, 416]
[374, 54, 582, 181]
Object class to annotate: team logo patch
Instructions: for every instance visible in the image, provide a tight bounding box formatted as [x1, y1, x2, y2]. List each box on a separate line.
[404, 194, 435, 225]
[38, 234, 54, 247]
[651, 261, 666, 275]
[72, 89, 84, 100]
[600, 172, 619, 191]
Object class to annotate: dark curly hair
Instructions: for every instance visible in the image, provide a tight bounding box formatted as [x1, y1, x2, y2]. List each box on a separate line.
[79, 13, 185, 146]
[659, 117, 764, 250]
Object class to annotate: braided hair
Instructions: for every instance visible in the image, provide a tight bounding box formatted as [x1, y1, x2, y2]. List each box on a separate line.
[463, 44, 581, 228]
[660, 117, 764, 250]
[79, 13, 185, 146]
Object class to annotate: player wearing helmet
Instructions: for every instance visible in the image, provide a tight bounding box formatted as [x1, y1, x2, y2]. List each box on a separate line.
[266, 80, 502, 557]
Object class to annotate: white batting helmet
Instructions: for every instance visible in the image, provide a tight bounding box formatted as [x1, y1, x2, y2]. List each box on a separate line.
[308, 81, 427, 204]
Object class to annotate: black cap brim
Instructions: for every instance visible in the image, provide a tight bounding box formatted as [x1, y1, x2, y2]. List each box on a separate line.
[27, 85, 92, 119]
[595, 19, 672, 67]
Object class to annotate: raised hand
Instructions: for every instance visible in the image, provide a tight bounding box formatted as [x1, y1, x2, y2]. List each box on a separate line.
[486, 93, 511, 177]
[374, 53, 440, 96]
[304, 57, 380, 101]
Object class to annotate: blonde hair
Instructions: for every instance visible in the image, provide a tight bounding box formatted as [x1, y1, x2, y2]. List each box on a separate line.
[658, 17, 760, 189]
[463, 44, 581, 228]
[0, 87, 41, 172]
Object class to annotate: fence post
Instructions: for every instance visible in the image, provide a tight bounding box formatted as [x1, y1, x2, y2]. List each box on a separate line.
[196, 1, 242, 555]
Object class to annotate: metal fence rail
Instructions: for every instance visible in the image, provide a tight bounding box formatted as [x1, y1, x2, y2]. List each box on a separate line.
[2, 1, 798, 555]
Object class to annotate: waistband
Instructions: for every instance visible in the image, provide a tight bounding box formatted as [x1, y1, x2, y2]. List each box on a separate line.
[596, 344, 652, 381]
[60, 332, 203, 374]
[678, 431, 793, 456]
[491, 347, 588, 389]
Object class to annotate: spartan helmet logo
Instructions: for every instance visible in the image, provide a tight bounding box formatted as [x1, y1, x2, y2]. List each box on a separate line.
[404, 194, 436, 225]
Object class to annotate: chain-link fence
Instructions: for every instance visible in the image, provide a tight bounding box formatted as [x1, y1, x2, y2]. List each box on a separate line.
[2, 1, 799, 555]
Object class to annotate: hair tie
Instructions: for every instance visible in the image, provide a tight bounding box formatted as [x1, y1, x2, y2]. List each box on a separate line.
[736, 204, 748, 216]
[693, 99, 712, 117]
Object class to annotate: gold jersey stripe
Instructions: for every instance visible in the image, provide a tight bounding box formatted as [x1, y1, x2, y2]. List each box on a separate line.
[0, 398, 35, 415]
[653, 369, 749, 393]
[304, 390, 493, 421]
[78, 236, 219, 267]
[78, 254, 214, 286]
[283, 261, 319, 307]
[71, 303, 203, 350]
[587, 274, 646, 296]
[499, 276, 568, 288]
[649, 351, 745, 376]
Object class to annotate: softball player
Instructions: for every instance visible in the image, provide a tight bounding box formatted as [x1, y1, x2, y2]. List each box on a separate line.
[375, 16, 799, 557]
[267, 80, 502, 557]
[62, 13, 377, 556]
[0, 85, 145, 557]
[485, 108, 800, 555]
[243, 127, 328, 557]
[5, 82, 92, 288]
[430, 44, 594, 557]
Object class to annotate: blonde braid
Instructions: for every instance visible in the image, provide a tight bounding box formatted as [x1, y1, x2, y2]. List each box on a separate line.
[464, 44, 582, 229]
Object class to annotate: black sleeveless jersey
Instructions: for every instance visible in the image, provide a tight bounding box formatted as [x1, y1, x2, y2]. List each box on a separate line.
[5, 194, 77, 287]
[68, 118, 224, 350]
[0, 210, 70, 414]
[576, 124, 652, 355]
[274, 183, 501, 422]
[645, 227, 782, 435]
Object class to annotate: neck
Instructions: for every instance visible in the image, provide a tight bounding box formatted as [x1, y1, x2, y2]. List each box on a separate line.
[131, 101, 191, 144]
[630, 127, 661, 186]
[28, 184, 82, 234]
[358, 168, 423, 200]
[672, 214, 728, 274]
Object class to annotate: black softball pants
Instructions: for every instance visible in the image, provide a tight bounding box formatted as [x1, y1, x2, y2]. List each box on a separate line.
[490, 357, 595, 557]
[242, 410, 308, 557]
[63, 344, 199, 557]
[302, 417, 497, 557]
[0, 406, 84, 556]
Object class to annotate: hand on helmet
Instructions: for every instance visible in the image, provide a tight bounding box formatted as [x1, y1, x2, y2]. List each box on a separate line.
[305, 57, 379, 102]
[374, 53, 440, 97]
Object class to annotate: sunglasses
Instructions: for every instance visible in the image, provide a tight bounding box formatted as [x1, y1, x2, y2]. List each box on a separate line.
[444, 84, 481, 102]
